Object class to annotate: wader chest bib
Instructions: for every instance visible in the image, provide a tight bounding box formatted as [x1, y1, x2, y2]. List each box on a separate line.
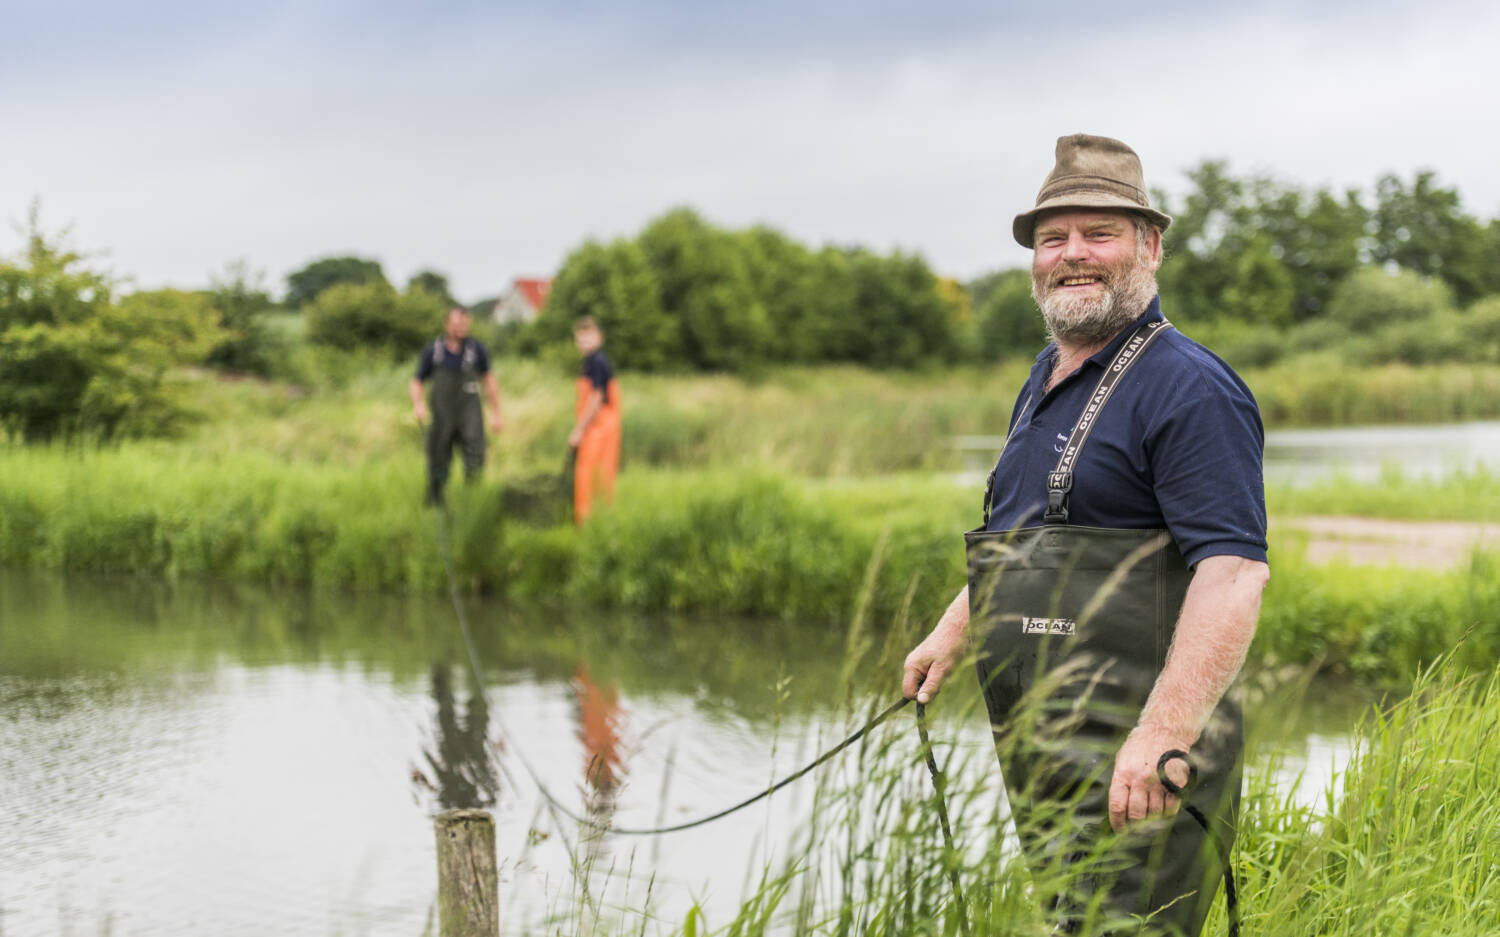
[426, 339, 486, 503]
[967, 320, 1242, 936]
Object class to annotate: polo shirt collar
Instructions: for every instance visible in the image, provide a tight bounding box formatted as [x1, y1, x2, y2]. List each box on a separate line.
[1032, 295, 1164, 387]
[1082, 295, 1165, 369]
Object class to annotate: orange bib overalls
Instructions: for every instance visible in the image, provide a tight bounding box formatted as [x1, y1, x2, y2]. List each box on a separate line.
[574, 374, 621, 523]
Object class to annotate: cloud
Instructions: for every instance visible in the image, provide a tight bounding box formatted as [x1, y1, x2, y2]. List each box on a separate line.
[5, 0, 1500, 300]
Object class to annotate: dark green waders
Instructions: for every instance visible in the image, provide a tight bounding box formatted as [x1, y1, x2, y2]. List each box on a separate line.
[426, 358, 486, 506]
[968, 320, 1242, 937]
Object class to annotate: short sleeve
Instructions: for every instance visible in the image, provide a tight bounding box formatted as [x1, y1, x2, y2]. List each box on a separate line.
[471, 340, 491, 374]
[414, 344, 435, 381]
[1146, 378, 1268, 567]
[586, 354, 612, 391]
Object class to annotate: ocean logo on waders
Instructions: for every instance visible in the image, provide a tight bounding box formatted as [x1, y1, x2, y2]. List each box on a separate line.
[1022, 616, 1075, 635]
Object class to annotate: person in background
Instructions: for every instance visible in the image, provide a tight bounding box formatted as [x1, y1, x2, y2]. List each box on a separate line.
[567, 316, 621, 524]
[410, 307, 504, 506]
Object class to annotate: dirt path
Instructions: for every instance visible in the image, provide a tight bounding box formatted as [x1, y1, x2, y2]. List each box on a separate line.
[1272, 515, 1500, 569]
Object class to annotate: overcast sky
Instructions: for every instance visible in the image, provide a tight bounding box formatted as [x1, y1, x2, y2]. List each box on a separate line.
[6, 0, 1499, 301]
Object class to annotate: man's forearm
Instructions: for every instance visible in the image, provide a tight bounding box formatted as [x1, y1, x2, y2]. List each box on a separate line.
[409, 379, 425, 411]
[937, 585, 970, 637]
[1138, 556, 1269, 744]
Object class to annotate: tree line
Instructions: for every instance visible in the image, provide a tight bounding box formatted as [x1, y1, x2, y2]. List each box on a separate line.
[524, 207, 961, 372]
[0, 209, 460, 441]
[5, 164, 1500, 440]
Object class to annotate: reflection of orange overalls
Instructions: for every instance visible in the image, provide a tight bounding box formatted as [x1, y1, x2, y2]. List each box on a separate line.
[574, 352, 621, 524]
[573, 664, 625, 797]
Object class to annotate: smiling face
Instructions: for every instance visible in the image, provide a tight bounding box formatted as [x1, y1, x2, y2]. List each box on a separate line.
[1030, 209, 1163, 347]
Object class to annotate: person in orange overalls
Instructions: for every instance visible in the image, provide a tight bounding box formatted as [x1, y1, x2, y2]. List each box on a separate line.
[567, 317, 621, 525]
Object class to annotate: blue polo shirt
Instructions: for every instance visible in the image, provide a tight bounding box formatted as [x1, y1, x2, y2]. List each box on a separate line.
[414, 337, 491, 381]
[984, 297, 1267, 567]
[581, 350, 614, 404]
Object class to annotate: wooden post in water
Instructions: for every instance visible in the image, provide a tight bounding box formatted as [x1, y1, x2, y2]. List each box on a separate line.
[435, 808, 499, 937]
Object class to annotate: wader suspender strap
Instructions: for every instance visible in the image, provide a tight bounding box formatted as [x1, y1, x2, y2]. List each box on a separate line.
[1043, 319, 1174, 525]
[433, 337, 475, 367]
[982, 394, 1035, 527]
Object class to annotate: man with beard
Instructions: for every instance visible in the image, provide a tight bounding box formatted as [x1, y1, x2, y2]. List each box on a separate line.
[902, 135, 1268, 936]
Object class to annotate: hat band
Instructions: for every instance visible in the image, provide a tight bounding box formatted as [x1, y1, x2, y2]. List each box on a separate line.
[1037, 175, 1148, 206]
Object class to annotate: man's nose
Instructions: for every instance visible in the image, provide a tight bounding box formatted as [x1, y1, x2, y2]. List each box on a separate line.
[1060, 231, 1090, 262]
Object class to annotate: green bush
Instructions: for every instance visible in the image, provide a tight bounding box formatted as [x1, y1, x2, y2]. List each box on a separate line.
[1342, 310, 1468, 365]
[1325, 267, 1454, 332]
[1183, 318, 1288, 369]
[1449, 295, 1500, 363]
[203, 262, 285, 376]
[535, 237, 677, 370]
[0, 224, 222, 440]
[1280, 316, 1349, 354]
[973, 268, 1047, 361]
[539, 208, 963, 373]
[284, 255, 387, 309]
[304, 281, 444, 358]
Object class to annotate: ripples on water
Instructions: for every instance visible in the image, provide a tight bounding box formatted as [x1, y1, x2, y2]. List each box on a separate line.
[0, 572, 1355, 936]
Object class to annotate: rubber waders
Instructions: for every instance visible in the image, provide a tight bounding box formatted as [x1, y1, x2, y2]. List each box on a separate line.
[967, 321, 1242, 937]
[426, 347, 485, 505]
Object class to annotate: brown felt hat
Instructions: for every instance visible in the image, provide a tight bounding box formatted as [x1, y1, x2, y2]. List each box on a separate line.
[1012, 134, 1172, 248]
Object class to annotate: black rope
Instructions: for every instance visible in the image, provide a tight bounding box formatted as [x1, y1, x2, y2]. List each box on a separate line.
[609, 696, 912, 835]
[917, 701, 971, 935]
[1157, 749, 1239, 937]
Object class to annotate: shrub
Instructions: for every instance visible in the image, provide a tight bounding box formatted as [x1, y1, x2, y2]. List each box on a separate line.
[1325, 267, 1453, 332]
[305, 281, 445, 358]
[0, 222, 222, 441]
[1449, 296, 1500, 363]
[973, 268, 1047, 360]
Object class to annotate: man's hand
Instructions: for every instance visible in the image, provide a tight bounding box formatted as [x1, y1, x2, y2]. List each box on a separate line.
[488, 412, 504, 435]
[902, 588, 970, 704]
[413, 401, 429, 425]
[1108, 723, 1192, 832]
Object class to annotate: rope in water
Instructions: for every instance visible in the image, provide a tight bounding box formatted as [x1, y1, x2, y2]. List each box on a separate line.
[429, 506, 971, 925]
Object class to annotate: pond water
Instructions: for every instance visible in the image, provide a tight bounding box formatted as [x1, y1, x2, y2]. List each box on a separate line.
[1264, 419, 1500, 486]
[0, 570, 1363, 937]
[959, 420, 1500, 488]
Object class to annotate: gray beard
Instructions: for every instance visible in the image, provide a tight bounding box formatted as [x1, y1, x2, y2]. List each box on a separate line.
[1034, 261, 1160, 347]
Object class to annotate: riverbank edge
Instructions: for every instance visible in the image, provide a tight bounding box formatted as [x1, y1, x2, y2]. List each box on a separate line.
[5, 452, 1499, 683]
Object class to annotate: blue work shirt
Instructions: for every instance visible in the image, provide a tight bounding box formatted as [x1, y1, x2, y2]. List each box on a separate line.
[580, 350, 614, 404]
[984, 297, 1268, 568]
[414, 337, 492, 381]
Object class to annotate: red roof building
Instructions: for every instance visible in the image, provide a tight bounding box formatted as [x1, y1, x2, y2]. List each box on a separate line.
[493, 277, 552, 325]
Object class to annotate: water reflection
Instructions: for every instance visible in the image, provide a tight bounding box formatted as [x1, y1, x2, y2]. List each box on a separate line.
[414, 662, 502, 811]
[0, 569, 1363, 937]
[573, 663, 628, 824]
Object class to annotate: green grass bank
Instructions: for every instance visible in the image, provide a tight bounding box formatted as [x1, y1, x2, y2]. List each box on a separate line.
[5, 446, 1500, 684]
[579, 663, 1500, 936]
[114, 357, 1500, 479]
